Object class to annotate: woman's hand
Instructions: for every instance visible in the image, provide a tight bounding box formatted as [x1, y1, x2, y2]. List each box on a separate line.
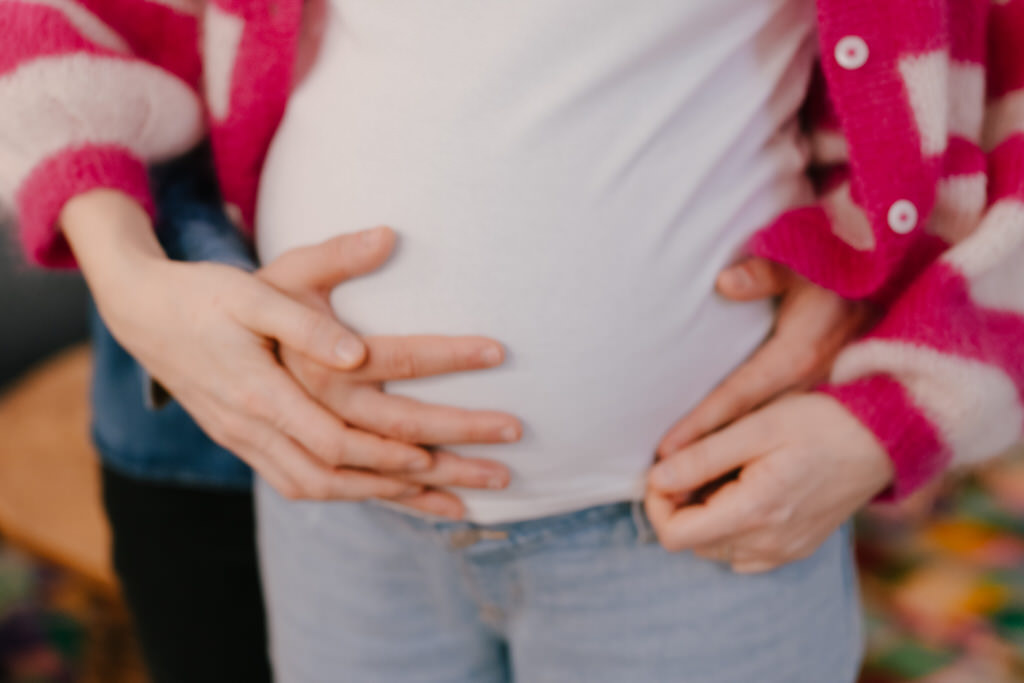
[60, 190, 519, 518]
[656, 258, 871, 457]
[258, 229, 524, 518]
[646, 394, 893, 573]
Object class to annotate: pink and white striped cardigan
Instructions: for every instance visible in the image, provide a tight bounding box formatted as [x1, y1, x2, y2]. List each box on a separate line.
[1, 0, 1022, 500]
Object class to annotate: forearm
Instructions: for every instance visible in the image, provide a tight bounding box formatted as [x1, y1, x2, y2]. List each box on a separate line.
[77, 147, 258, 408]
[59, 189, 168, 309]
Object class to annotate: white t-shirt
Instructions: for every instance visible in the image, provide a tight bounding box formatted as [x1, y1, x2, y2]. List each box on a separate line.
[257, 0, 818, 523]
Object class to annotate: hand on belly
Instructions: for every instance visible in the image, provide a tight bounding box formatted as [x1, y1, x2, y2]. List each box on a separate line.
[647, 257, 877, 574]
[256, 226, 525, 520]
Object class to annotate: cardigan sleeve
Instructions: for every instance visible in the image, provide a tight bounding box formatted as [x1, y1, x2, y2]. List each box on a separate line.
[818, 0, 1024, 499]
[819, 190, 1024, 499]
[0, 0, 206, 268]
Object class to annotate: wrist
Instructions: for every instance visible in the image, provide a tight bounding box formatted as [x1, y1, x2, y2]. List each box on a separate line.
[815, 391, 896, 499]
[59, 189, 178, 342]
[820, 378, 948, 501]
[59, 189, 168, 295]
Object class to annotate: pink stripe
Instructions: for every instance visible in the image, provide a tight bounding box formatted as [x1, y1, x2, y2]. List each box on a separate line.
[750, 205, 946, 302]
[209, 0, 303, 230]
[79, 0, 200, 85]
[871, 231, 948, 304]
[943, 136, 987, 179]
[988, 0, 1024, 98]
[14, 144, 153, 268]
[822, 376, 950, 500]
[868, 261, 1024, 409]
[0, 3, 123, 75]
[949, 0, 988, 65]
[750, 207, 886, 298]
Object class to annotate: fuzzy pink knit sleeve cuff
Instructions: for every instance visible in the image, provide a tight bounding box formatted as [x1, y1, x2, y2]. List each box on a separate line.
[14, 145, 155, 269]
[819, 377, 950, 502]
[0, 0, 204, 268]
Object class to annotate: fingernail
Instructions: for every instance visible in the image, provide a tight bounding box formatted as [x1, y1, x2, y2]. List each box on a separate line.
[335, 337, 363, 364]
[480, 346, 502, 366]
[360, 226, 385, 245]
[500, 425, 520, 442]
[486, 473, 508, 489]
[650, 464, 677, 490]
[722, 267, 752, 292]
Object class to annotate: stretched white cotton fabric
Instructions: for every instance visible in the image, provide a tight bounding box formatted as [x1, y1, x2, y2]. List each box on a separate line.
[257, 0, 818, 523]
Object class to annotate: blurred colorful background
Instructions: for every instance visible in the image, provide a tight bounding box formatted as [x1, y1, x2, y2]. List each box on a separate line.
[858, 453, 1024, 683]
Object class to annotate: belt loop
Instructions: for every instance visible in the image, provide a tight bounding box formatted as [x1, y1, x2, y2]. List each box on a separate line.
[448, 528, 482, 549]
[630, 499, 657, 545]
[447, 527, 509, 550]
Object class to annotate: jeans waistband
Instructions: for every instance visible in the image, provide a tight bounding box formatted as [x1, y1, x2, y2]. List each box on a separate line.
[371, 498, 658, 549]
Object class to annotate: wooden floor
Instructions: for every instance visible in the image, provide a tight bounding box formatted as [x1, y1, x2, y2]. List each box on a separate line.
[0, 346, 145, 682]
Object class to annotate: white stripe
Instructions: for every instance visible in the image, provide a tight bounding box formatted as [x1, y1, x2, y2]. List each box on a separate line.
[969, 247, 1024, 314]
[928, 172, 987, 244]
[948, 61, 985, 143]
[942, 199, 1024, 277]
[0, 53, 203, 199]
[984, 88, 1024, 151]
[143, 0, 200, 16]
[823, 181, 875, 251]
[941, 199, 1024, 314]
[899, 50, 950, 157]
[202, 4, 245, 122]
[832, 340, 1023, 467]
[1, 0, 130, 53]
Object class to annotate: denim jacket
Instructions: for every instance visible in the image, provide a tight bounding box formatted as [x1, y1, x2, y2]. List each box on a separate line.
[90, 145, 256, 489]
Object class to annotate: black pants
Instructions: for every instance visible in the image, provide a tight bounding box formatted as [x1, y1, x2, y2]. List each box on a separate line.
[100, 466, 272, 683]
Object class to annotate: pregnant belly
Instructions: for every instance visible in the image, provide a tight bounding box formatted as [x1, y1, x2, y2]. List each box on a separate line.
[253, 24, 800, 522]
[255, 131, 775, 522]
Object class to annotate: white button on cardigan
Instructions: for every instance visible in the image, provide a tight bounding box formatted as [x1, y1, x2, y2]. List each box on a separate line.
[888, 199, 919, 234]
[835, 36, 869, 70]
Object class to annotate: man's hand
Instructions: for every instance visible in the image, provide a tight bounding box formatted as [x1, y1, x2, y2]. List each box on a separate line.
[646, 394, 893, 573]
[656, 258, 871, 458]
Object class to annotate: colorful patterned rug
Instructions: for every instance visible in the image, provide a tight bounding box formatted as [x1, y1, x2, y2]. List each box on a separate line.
[0, 547, 82, 682]
[0, 546, 143, 683]
[1, 450, 1023, 682]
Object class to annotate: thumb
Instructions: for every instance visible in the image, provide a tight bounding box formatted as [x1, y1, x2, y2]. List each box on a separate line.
[715, 258, 791, 301]
[263, 225, 397, 292]
[243, 278, 367, 370]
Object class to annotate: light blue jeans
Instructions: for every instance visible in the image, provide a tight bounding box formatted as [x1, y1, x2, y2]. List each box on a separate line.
[257, 480, 864, 683]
